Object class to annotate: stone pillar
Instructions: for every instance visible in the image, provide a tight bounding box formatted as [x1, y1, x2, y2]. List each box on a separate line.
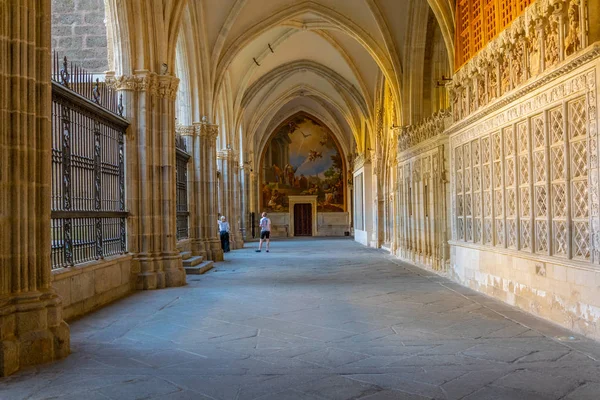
[0, 0, 70, 376]
[108, 72, 186, 290]
[233, 160, 243, 247]
[217, 149, 240, 250]
[249, 171, 258, 238]
[192, 121, 223, 261]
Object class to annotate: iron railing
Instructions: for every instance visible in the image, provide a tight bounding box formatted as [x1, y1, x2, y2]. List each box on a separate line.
[51, 54, 129, 269]
[176, 135, 190, 240]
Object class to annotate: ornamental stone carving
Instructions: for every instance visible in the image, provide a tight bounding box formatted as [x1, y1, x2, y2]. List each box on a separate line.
[194, 121, 219, 140]
[106, 72, 180, 100]
[565, 0, 581, 56]
[451, 0, 588, 124]
[397, 109, 452, 152]
[176, 123, 195, 136]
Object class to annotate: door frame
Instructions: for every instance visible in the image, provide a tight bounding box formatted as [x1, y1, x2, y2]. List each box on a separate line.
[288, 195, 318, 237]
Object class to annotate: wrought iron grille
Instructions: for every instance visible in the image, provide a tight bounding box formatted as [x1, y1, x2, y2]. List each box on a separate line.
[51, 55, 129, 269]
[176, 136, 190, 240]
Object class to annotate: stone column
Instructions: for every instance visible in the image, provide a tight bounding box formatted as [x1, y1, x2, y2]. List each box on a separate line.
[217, 149, 239, 250]
[0, 0, 70, 376]
[238, 163, 248, 241]
[193, 121, 223, 261]
[249, 171, 258, 238]
[108, 72, 186, 290]
[233, 160, 244, 247]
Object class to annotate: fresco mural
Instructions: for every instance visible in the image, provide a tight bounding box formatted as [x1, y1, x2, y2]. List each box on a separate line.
[261, 115, 345, 213]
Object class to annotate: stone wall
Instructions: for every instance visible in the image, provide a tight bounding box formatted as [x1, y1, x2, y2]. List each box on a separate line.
[51, 0, 109, 73]
[317, 213, 350, 236]
[52, 255, 134, 321]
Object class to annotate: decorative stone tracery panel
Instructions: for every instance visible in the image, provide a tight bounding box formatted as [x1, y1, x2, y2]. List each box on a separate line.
[395, 111, 452, 271]
[450, 52, 599, 265]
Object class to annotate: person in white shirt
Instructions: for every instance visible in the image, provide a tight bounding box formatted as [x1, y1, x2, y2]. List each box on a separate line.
[256, 212, 271, 253]
[218, 216, 231, 253]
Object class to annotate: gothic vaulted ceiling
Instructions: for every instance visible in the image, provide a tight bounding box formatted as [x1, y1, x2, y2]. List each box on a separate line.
[117, 0, 454, 160]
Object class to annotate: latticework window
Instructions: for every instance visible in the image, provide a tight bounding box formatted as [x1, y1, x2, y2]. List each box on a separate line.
[504, 126, 517, 249]
[482, 136, 493, 245]
[569, 97, 590, 260]
[517, 121, 532, 251]
[532, 114, 549, 254]
[464, 143, 473, 242]
[492, 131, 505, 246]
[455, 146, 464, 240]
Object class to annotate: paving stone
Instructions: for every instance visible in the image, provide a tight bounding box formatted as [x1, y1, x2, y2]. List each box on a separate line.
[97, 377, 182, 400]
[461, 344, 534, 363]
[253, 389, 327, 400]
[463, 386, 552, 400]
[1, 239, 600, 400]
[493, 369, 582, 397]
[359, 390, 432, 399]
[294, 375, 382, 399]
[564, 382, 600, 400]
[296, 347, 370, 368]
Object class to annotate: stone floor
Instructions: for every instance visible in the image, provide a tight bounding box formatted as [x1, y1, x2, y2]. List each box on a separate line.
[2, 238, 600, 400]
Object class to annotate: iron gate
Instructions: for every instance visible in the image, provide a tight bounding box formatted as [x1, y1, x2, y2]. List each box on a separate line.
[50, 55, 129, 269]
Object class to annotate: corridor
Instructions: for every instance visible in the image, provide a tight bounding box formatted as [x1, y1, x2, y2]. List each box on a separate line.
[2, 239, 600, 400]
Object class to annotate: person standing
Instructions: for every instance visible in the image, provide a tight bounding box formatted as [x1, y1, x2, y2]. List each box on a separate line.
[218, 216, 231, 253]
[256, 212, 271, 253]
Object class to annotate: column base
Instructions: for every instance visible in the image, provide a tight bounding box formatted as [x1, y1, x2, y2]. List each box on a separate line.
[191, 238, 208, 259]
[134, 253, 186, 290]
[209, 239, 224, 261]
[0, 293, 70, 377]
[162, 253, 187, 288]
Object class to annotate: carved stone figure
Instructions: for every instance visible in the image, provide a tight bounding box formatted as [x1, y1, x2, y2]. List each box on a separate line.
[501, 55, 510, 94]
[489, 66, 498, 102]
[477, 76, 486, 108]
[511, 41, 525, 88]
[565, 0, 581, 56]
[529, 31, 541, 77]
[545, 18, 560, 68]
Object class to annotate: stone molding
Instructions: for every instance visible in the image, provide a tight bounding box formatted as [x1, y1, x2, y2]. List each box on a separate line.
[106, 71, 180, 99]
[398, 109, 452, 152]
[450, 0, 588, 124]
[353, 152, 371, 171]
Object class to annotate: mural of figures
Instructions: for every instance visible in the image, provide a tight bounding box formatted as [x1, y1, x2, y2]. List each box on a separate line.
[261, 114, 345, 212]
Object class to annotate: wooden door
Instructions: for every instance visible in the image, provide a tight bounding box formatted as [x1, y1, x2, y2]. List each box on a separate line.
[294, 204, 312, 236]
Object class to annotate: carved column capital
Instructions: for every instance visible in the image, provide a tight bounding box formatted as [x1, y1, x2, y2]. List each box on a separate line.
[106, 72, 179, 99]
[176, 124, 195, 137]
[194, 120, 219, 141]
[217, 148, 236, 160]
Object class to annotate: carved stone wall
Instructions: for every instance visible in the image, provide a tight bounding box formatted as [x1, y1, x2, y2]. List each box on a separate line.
[450, 0, 588, 123]
[394, 111, 452, 271]
[448, 43, 600, 339]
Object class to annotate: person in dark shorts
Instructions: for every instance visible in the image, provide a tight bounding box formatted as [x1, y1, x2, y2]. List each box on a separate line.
[218, 216, 230, 252]
[256, 212, 271, 252]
